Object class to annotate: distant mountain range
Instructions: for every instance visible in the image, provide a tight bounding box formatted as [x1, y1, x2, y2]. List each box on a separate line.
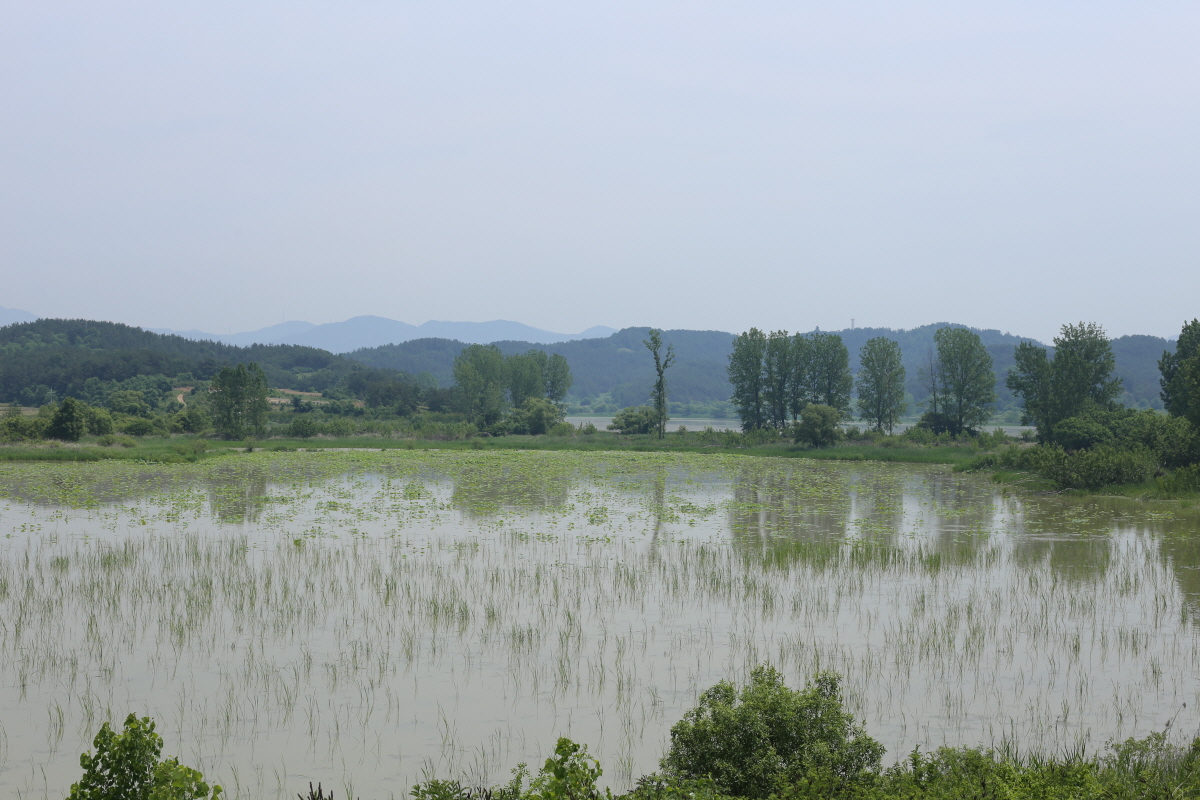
[0, 308, 1176, 412]
[151, 316, 618, 351]
[0, 306, 37, 327]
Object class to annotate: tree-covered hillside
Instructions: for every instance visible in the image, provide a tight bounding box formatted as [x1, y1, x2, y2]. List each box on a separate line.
[0, 319, 375, 403]
[0, 318, 1174, 414]
[348, 328, 738, 406]
[347, 324, 1173, 411]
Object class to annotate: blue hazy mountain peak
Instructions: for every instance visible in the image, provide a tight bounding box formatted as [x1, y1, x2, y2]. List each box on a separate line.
[152, 316, 617, 351]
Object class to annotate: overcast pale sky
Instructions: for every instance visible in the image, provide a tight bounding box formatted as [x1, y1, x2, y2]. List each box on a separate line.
[2, 2, 1196, 342]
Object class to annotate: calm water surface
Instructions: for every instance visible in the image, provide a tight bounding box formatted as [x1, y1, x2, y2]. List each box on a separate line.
[0, 451, 1197, 798]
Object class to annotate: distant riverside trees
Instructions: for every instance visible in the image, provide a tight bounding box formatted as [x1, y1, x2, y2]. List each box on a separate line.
[917, 327, 996, 435]
[451, 345, 573, 431]
[453, 345, 509, 426]
[856, 338, 906, 434]
[210, 363, 270, 439]
[728, 329, 854, 432]
[1006, 322, 1123, 443]
[644, 329, 676, 439]
[1160, 318, 1200, 427]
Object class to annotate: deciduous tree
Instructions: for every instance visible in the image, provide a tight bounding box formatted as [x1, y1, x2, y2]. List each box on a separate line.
[856, 337, 906, 434]
[452, 344, 507, 426]
[1007, 322, 1122, 443]
[762, 330, 792, 429]
[210, 363, 269, 439]
[47, 397, 88, 441]
[644, 329, 676, 439]
[933, 327, 996, 435]
[806, 332, 854, 418]
[1160, 319, 1200, 425]
[728, 328, 767, 431]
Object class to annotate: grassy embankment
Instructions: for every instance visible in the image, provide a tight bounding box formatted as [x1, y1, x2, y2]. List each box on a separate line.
[0, 429, 984, 466]
[5, 428, 1194, 501]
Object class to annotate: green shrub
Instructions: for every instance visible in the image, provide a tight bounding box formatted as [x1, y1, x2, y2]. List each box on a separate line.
[508, 398, 567, 435]
[914, 411, 955, 435]
[48, 397, 89, 441]
[548, 421, 575, 437]
[973, 443, 1156, 490]
[608, 406, 657, 435]
[174, 407, 211, 435]
[97, 434, 138, 448]
[1157, 464, 1200, 495]
[793, 405, 842, 448]
[528, 738, 606, 800]
[323, 418, 356, 437]
[67, 714, 222, 800]
[1038, 445, 1155, 490]
[742, 427, 782, 446]
[662, 666, 883, 798]
[900, 425, 937, 445]
[85, 406, 115, 436]
[289, 417, 321, 438]
[1, 411, 48, 442]
[975, 429, 1009, 451]
[1052, 415, 1114, 450]
[122, 417, 157, 437]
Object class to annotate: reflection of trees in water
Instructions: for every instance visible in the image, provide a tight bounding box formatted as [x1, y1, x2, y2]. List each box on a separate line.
[917, 471, 1005, 565]
[206, 464, 273, 523]
[207, 478, 271, 523]
[0, 468, 195, 507]
[449, 463, 573, 518]
[1157, 526, 1200, 616]
[728, 464, 852, 566]
[731, 464, 852, 539]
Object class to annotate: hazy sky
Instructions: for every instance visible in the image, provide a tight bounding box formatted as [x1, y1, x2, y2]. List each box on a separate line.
[2, 2, 1197, 342]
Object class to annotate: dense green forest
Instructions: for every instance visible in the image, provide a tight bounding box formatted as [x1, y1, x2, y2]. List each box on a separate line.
[0, 318, 396, 403]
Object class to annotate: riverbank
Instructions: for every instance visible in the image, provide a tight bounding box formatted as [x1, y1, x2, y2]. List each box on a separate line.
[0, 429, 985, 466]
[4, 429, 1196, 503]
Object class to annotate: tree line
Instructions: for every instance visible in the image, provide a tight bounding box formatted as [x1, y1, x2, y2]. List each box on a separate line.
[727, 326, 996, 436]
[451, 345, 573, 434]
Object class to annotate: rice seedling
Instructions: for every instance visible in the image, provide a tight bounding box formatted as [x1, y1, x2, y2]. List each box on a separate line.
[0, 452, 1197, 798]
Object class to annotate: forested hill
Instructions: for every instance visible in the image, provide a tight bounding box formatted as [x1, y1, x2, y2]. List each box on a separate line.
[348, 324, 1174, 410]
[0, 317, 1175, 412]
[0, 318, 367, 402]
[348, 328, 738, 407]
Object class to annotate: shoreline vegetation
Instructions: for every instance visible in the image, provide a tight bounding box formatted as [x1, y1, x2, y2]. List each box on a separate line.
[3, 317, 1198, 500]
[3, 425, 1196, 502]
[68, 667, 1200, 800]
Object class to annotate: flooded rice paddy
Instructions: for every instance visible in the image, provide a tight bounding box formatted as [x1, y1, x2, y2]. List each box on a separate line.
[1, 450, 1199, 798]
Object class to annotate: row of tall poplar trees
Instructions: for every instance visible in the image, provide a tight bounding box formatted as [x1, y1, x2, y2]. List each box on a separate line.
[727, 327, 997, 435]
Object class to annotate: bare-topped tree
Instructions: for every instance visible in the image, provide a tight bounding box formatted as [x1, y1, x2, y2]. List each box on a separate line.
[643, 328, 676, 440]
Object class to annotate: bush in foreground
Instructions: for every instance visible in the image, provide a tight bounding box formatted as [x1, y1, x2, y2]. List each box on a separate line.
[75, 669, 1200, 800]
[662, 666, 883, 797]
[68, 714, 222, 800]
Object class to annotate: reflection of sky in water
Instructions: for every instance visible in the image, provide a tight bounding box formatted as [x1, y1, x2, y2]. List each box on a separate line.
[1, 452, 1198, 799]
